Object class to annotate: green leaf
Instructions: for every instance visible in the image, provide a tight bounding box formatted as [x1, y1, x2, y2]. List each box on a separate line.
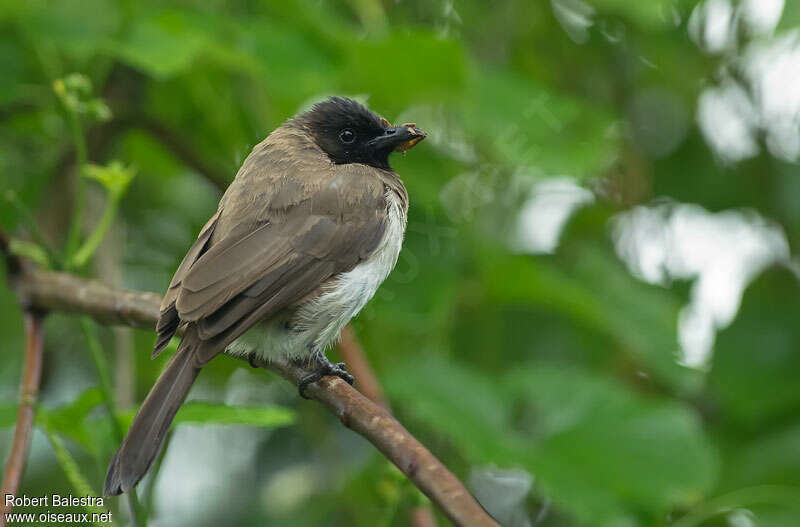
[386, 358, 718, 524]
[53, 74, 107, 120]
[174, 401, 296, 427]
[8, 239, 50, 267]
[111, 11, 209, 78]
[383, 356, 518, 462]
[86, 99, 112, 122]
[37, 387, 106, 453]
[0, 402, 17, 428]
[463, 72, 619, 178]
[509, 366, 719, 525]
[62, 73, 92, 96]
[778, 2, 800, 31]
[41, 427, 108, 525]
[240, 19, 338, 99]
[479, 242, 697, 390]
[32, 390, 295, 454]
[82, 161, 136, 199]
[13, 0, 120, 60]
[0, 394, 107, 438]
[720, 422, 800, 492]
[709, 267, 800, 427]
[118, 401, 296, 430]
[3, 388, 106, 444]
[670, 486, 800, 527]
[589, 0, 689, 30]
[341, 30, 467, 111]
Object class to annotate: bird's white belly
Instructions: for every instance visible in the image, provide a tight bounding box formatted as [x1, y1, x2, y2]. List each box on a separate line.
[226, 190, 406, 361]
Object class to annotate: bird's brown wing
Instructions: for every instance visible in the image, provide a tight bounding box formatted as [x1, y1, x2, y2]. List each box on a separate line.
[153, 160, 389, 365]
[152, 210, 221, 355]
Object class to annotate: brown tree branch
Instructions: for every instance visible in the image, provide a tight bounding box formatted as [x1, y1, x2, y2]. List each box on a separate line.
[15, 270, 161, 329]
[411, 507, 439, 527]
[338, 324, 435, 525]
[7, 265, 498, 527]
[340, 318, 436, 526]
[259, 357, 493, 527]
[0, 311, 45, 525]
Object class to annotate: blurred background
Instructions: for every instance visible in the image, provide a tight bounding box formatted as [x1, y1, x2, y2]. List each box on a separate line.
[2, 0, 800, 526]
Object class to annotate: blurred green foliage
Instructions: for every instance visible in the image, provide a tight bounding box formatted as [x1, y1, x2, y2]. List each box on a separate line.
[1, 1, 800, 526]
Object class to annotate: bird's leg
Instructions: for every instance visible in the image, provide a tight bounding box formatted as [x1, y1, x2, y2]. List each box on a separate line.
[296, 349, 355, 399]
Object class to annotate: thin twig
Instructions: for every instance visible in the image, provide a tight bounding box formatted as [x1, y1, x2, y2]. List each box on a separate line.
[9, 266, 499, 527]
[15, 269, 161, 329]
[0, 311, 45, 525]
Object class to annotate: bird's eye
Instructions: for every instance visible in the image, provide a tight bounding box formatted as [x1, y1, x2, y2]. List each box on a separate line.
[339, 129, 356, 144]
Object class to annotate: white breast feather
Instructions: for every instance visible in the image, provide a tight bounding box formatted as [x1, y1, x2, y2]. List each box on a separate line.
[226, 189, 406, 360]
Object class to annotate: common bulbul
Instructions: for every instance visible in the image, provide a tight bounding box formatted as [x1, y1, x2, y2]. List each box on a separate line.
[104, 97, 426, 496]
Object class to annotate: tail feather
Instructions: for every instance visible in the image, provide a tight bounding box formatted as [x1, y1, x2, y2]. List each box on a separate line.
[104, 332, 203, 496]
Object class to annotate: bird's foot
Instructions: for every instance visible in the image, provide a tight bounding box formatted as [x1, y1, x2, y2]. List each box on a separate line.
[297, 352, 354, 399]
[248, 355, 260, 368]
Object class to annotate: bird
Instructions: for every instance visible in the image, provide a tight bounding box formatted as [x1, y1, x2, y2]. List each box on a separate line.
[104, 96, 426, 496]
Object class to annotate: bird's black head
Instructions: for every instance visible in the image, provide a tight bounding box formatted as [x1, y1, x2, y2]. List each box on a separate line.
[296, 97, 426, 170]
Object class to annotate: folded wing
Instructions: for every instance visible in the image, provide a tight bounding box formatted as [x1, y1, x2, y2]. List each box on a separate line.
[152, 163, 388, 364]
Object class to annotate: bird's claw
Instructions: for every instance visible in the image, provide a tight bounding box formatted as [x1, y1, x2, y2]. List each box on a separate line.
[298, 354, 355, 399]
[331, 362, 355, 386]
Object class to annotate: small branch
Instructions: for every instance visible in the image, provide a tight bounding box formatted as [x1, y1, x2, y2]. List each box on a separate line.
[0, 311, 45, 525]
[262, 357, 496, 526]
[338, 325, 390, 410]
[15, 269, 161, 329]
[341, 322, 435, 526]
[8, 266, 498, 527]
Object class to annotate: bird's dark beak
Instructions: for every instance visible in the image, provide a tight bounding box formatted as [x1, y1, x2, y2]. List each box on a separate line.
[369, 123, 427, 153]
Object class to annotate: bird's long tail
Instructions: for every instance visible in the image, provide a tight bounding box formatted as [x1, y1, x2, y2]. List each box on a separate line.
[104, 330, 203, 496]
